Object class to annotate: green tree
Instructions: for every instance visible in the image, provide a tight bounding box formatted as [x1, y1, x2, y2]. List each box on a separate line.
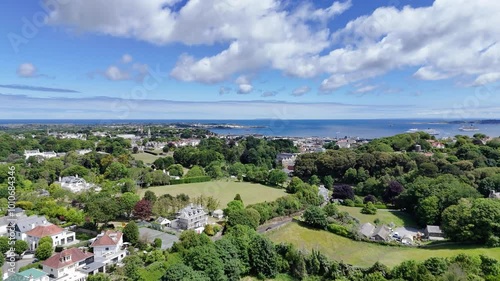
[227, 208, 260, 230]
[119, 192, 140, 218]
[14, 240, 28, 256]
[35, 242, 53, 260]
[286, 177, 304, 194]
[416, 196, 440, 225]
[303, 206, 328, 229]
[248, 235, 278, 278]
[84, 193, 120, 226]
[309, 175, 321, 186]
[323, 203, 339, 217]
[104, 162, 129, 180]
[162, 263, 210, 281]
[224, 200, 244, 217]
[167, 164, 184, 177]
[186, 165, 205, 178]
[323, 175, 334, 189]
[39, 236, 53, 246]
[143, 190, 157, 203]
[123, 221, 139, 245]
[267, 170, 288, 187]
[0, 237, 9, 254]
[123, 255, 143, 281]
[153, 238, 162, 249]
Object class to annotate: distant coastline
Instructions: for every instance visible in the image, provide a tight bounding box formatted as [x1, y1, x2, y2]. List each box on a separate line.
[2, 119, 500, 139]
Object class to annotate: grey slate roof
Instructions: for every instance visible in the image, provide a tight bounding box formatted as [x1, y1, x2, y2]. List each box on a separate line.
[14, 215, 48, 233]
[425, 225, 442, 234]
[359, 223, 375, 238]
[372, 225, 391, 241]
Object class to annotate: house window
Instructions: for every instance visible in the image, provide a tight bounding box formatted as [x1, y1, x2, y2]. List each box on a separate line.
[105, 247, 109, 250]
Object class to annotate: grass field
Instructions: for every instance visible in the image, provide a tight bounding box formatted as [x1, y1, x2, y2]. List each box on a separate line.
[266, 222, 500, 268]
[337, 206, 418, 228]
[132, 152, 161, 164]
[138, 181, 286, 206]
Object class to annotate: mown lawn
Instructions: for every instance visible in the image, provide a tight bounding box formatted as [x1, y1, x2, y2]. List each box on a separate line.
[337, 206, 418, 228]
[138, 180, 286, 206]
[132, 152, 161, 164]
[266, 222, 500, 268]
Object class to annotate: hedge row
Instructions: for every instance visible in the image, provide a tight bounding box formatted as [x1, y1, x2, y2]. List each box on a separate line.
[170, 176, 211, 185]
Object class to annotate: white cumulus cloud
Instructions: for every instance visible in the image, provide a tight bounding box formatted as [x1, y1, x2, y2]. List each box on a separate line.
[17, 63, 37, 78]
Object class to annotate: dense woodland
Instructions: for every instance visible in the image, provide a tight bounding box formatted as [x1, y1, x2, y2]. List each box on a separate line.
[1, 128, 500, 280]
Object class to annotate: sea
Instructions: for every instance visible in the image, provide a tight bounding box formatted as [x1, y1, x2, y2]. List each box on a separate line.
[1, 119, 499, 139]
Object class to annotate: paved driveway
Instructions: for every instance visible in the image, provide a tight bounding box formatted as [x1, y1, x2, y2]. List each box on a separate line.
[394, 226, 422, 238]
[2, 257, 35, 276]
[138, 227, 179, 249]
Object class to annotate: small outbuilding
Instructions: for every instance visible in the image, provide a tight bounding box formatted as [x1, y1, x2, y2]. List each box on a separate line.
[212, 209, 224, 219]
[424, 225, 444, 241]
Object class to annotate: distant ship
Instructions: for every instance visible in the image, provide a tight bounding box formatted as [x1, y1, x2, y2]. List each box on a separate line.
[459, 125, 479, 131]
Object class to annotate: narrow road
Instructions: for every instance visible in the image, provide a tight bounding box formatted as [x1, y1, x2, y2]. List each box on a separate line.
[257, 217, 294, 234]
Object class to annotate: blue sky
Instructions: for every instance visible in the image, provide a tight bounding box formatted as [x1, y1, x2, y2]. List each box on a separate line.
[1, 0, 500, 119]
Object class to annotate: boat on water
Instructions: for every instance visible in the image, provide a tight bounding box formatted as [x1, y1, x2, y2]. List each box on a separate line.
[459, 125, 479, 131]
[406, 128, 419, 133]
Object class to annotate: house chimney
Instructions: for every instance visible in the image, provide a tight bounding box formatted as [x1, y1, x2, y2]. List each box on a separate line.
[76, 174, 78, 178]
[59, 176, 62, 182]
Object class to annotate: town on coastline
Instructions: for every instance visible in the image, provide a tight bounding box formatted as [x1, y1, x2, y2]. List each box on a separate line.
[0, 122, 500, 281]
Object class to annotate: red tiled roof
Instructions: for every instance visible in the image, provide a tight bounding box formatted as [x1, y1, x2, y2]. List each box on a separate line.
[90, 231, 122, 247]
[42, 248, 93, 269]
[26, 224, 63, 237]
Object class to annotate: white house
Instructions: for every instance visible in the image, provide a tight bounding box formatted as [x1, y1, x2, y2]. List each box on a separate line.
[90, 230, 127, 265]
[42, 248, 97, 281]
[76, 149, 92, 155]
[23, 150, 58, 159]
[15, 215, 49, 241]
[25, 223, 76, 250]
[174, 204, 208, 230]
[57, 175, 99, 193]
[155, 217, 171, 227]
[212, 209, 224, 219]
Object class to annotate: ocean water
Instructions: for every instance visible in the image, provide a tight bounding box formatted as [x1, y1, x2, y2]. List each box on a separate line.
[1, 119, 499, 139]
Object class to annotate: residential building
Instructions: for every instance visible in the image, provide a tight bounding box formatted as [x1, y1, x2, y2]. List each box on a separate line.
[173, 204, 208, 230]
[212, 209, 224, 219]
[42, 248, 97, 281]
[4, 268, 49, 281]
[14, 216, 49, 241]
[90, 231, 126, 266]
[56, 176, 99, 193]
[155, 217, 171, 227]
[489, 190, 500, 199]
[26, 223, 76, 250]
[359, 223, 376, 239]
[424, 225, 445, 240]
[75, 149, 92, 155]
[318, 185, 330, 203]
[23, 150, 58, 160]
[371, 225, 391, 241]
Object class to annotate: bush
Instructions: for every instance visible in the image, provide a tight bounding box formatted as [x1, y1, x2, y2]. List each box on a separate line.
[344, 199, 355, 207]
[170, 176, 211, 185]
[327, 224, 352, 238]
[361, 202, 377, 215]
[486, 235, 500, 247]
